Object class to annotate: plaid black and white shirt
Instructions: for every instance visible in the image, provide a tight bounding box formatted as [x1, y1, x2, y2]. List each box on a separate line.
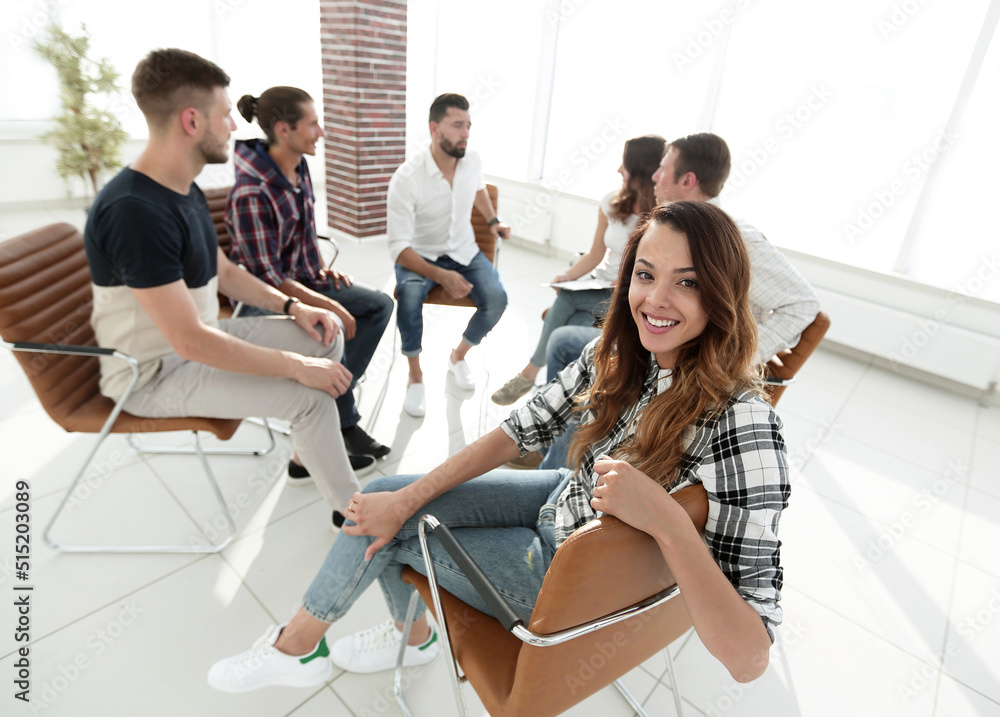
[501, 339, 790, 639]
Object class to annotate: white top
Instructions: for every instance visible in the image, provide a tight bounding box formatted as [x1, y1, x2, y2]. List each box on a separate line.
[592, 190, 640, 283]
[386, 145, 487, 266]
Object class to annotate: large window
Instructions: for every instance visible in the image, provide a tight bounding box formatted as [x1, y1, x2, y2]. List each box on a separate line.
[713, 0, 991, 278]
[3, 0, 997, 303]
[405, 0, 543, 179]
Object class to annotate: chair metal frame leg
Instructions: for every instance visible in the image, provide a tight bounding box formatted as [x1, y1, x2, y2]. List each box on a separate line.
[395, 516, 470, 717]
[44, 428, 237, 554]
[663, 641, 686, 717]
[364, 307, 399, 435]
[613, 679, 650, 716]
[126, 417, 277, 456]
[9, 336, 242, 554]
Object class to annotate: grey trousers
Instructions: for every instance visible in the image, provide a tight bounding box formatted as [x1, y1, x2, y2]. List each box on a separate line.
[122, 316, 359, 511]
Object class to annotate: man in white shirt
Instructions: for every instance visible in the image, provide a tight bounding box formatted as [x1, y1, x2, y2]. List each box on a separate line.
[386, 93, 509, 417]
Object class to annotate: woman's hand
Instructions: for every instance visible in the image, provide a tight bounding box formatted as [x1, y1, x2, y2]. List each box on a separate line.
[341, 490, 415, 561]
[590, 457, 685, 536]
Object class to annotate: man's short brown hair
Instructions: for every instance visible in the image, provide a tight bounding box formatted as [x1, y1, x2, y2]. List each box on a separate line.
[131, 48, 230, 127]
[667, 133, 732, 198]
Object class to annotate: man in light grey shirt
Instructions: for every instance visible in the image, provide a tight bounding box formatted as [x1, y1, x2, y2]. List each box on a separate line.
[386, 93, 509, 417]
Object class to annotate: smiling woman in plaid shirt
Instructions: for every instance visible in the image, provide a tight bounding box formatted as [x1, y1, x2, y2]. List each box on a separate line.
[210, 200, 789, 691]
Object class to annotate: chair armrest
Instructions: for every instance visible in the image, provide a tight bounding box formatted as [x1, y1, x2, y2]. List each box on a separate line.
[7, 340, 116, 356]
[428, 518, 524, 632]
[763, 376, 795, 386]
[317, 234, 340, 269]
[5, 340, 141, 398]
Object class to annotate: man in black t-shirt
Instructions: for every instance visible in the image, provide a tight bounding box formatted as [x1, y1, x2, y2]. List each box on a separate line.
[84, 49, 362, 525]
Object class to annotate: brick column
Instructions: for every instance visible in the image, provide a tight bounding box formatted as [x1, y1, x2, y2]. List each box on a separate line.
[320, 0, 406, 238]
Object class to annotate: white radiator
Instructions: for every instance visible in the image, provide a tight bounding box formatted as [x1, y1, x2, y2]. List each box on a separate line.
[815, 287, 1000, 392]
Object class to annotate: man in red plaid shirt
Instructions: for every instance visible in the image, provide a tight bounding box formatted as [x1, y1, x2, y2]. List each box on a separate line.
[227, 86, 394, 482]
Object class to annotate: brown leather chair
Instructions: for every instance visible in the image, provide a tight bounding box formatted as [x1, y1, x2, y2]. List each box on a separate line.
[0, 223, 273, 553]
[415, 183, 501, 308]
[396, 484, 709, 717]
[763, 311, 831, 407]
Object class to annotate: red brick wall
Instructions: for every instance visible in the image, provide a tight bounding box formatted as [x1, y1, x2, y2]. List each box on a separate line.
[320, 0, 406, 238]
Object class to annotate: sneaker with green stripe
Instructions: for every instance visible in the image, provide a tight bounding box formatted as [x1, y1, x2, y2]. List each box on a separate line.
[208, 624, 333, 692]
[330, 619, 438, 674]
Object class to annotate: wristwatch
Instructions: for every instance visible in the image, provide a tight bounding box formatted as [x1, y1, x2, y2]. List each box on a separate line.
[487, 216, 502, 227]
[283, 296, 300, 315]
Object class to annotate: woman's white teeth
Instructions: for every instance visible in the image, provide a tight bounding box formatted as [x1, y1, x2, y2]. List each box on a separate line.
[647, 316, 678, 328]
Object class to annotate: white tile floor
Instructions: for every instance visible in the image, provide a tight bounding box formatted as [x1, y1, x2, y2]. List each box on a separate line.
[1, 206, 999, 716]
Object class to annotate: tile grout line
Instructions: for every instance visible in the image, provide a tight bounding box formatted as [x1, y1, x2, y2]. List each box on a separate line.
[0, 553, 212, 661]
[930, 405, 984, 716]
[787, 585, 1000, 708]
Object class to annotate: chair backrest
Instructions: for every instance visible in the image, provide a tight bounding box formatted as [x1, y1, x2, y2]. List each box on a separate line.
[0, 222, 241, 439]
[424, 183, 499, 308]
[0, 223, 109, 432]
[401, 483, 708, 717]
[201, 186, 236, 317]
[202, 186, 233, 256]
[505, 484, 709, 716]
[764, 310, 831, 406]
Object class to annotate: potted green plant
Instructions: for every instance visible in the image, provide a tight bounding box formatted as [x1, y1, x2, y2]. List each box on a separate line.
[33, 23, 128, 202]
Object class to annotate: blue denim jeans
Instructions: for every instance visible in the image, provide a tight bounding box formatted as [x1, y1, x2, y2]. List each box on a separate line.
[394, 251, 507, 356]
[240, 281, 393, 428]
[538, 325, 601, 471]
[528, 288, 610, 367]
[302, 469, 570, 625]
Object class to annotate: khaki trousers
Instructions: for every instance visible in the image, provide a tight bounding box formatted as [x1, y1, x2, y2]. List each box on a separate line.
[123, 316, 359, 511]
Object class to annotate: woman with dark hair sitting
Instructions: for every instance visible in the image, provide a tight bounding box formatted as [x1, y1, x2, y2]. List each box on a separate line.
[208, 200, 789, 691]
[491, 134, 666, 406]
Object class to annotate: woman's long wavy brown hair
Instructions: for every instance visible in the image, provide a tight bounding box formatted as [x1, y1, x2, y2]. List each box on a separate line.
[568, 201, 762, 487]
[607, 135, 666, 222]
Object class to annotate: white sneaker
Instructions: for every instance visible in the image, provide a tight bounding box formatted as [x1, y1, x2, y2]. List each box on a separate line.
[448, 356, 476, 390]
[208, 624, 333, 693]
[330, 619, 438, 674]
[403, 382, 426, 417]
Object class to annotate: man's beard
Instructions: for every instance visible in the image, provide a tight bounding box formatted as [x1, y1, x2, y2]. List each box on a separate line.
[440, 138, 466, 159]
[198, 132, 230, 164]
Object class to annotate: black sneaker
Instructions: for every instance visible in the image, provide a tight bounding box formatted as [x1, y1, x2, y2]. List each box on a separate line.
[350, 454, 376, 477]
[286, 460, 312, 487]
[286, 454, 376, 487]
[341, 425, 391, 460]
